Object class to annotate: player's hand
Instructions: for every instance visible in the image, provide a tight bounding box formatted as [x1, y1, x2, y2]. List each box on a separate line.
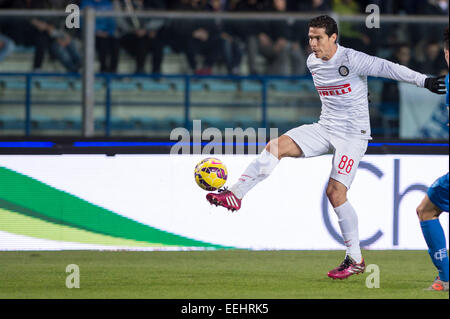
[424, 75, 446, 94]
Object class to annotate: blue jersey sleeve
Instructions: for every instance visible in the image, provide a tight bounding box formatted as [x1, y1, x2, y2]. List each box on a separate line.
[446, 74, 449, 107]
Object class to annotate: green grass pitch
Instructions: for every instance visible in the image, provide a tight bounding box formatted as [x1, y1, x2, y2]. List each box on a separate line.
[0, 250, 448, 299]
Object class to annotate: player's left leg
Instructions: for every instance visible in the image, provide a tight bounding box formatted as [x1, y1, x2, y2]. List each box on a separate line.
[326, 137, 368, 280]
[417, 175, 449, 291]
[326, 179, 366, 279]
[327, 178, 362, 263]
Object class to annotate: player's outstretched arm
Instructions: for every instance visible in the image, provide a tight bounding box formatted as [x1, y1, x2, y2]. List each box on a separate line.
[424, 75, 447, 94]
[349, 49, 428, 88]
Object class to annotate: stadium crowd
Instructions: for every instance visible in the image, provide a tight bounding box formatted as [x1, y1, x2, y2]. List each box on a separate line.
[0, 0, 448, 76]
[0, 0, 448, 139]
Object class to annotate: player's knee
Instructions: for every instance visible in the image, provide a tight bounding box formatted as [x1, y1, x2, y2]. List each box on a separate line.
[265, 138, 280, 159]
[416, 205, 423, 220]
[416, 207, 431, 222]
[326, 189, 338, 206]
[265, 138, 282, 160]
[416, 204, 435, 221]
[326, 186, 346, 208]
[416, 196, 441, 221]
[265, 136, 302, 160]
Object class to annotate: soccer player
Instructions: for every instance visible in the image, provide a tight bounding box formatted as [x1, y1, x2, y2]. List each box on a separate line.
[206, 15, 446, 279]
[416, 26, 449, 292]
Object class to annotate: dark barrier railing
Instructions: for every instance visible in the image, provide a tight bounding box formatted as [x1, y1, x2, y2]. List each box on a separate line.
[0, 72, 316, 136]
[0, 72, 81, 135]
[98, 73, 311, 135]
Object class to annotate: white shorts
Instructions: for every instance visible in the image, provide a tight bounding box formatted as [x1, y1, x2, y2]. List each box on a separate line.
[284, 123, 368, 189]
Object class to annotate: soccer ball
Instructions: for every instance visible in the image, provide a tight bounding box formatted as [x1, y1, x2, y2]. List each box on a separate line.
[194, 157, 228, 191]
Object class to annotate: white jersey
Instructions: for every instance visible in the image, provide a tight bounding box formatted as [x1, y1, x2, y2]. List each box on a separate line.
[307, 44, 427, 139]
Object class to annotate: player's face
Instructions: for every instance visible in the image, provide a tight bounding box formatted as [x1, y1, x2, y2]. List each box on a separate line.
[309, 27, 337, 60]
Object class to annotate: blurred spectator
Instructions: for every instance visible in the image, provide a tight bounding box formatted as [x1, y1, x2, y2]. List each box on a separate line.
[298, 0, 331, 12]
[231, 0, 268, 74]
[48, 27, 82, 73]
[162, 0, 223, 75]
[156, 2, 188, 71]
[227, 0, 240, 10]
[359, 0, 395, 13]
[417, 39, 448, 76]
[81, 0, 120, 73]
[358, 0, 392, 55]
[332, 0, 374, 54]
[190, 0, 208, 9]
[293, 0, 331, 62]
[45, 0, 82, 72]
[187, 18, 222, 73]
[415, 1, 449, 47]
[380, 44, 419, 137]
[208, 0, 244, 75]
[116, 0, 165, 74]
[418, 0, 449, 15]
[0, 0, 81, 72]
[391, 0, 420, 14]
[157, 0, 209, 74]
[247, 0, 305, 75]
[291, 1, 328, 54]
[234, 0, 267, 11]
[0, 33, 15, 62]
[0, 0, 55, 71]
[48, 0, 76, 8]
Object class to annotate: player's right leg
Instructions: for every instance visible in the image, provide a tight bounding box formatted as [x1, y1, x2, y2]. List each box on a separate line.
[417, 174, 449, 291]
[206, 123, 330, 212]
[206, 135, 302, 211]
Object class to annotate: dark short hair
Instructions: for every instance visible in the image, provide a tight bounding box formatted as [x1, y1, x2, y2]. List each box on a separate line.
[444, 26, 449, 50]
[308, 15, 338, 41]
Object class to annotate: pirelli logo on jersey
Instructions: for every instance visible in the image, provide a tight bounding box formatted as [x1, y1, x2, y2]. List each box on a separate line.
[316, 84, 352, 96]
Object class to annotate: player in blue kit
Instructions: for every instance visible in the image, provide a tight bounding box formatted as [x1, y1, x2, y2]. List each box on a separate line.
[416, 26, 449, 292]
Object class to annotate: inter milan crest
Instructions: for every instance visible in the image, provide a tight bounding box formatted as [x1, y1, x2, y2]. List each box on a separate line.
[338, 65, 349, 76]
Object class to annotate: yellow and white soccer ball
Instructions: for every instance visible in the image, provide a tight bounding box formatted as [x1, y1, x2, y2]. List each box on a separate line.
[194, 157, 228, 191]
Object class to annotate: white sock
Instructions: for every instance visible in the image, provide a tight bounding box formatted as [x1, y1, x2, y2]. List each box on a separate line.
[229, 149, 279, 199]
[333, 201, 362, 263]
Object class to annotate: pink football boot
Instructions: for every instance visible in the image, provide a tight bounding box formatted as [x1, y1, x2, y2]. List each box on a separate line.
[206, 188, 241, 212]
[327, 256, 365, 280]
